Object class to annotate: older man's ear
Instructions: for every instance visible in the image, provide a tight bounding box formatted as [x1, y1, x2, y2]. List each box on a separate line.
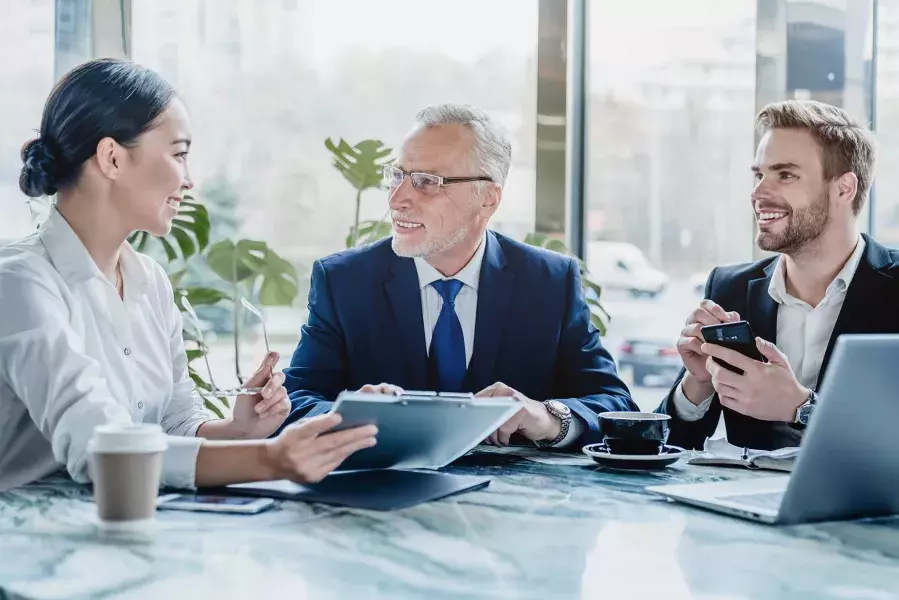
[479, 184, 502, 218]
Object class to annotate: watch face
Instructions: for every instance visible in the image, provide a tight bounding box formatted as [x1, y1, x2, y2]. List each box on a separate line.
[547, 400, 570, 416]
[799, 403, 814, 424]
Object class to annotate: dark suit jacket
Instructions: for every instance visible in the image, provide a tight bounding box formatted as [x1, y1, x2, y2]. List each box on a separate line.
[281, 231, 637, 447]
[658, 234, 899, 450]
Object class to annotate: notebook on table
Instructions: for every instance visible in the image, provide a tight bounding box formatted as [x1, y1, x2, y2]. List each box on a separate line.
[688, 438, 799, 473]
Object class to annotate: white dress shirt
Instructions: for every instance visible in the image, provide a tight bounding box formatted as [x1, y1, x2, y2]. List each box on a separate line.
[413, 234, 584, 447]
[673, 235, 866, 421]
[0, 207, 213, 492]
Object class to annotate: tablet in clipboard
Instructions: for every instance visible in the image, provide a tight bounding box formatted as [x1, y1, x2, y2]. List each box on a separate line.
[328, 391, 521, 471]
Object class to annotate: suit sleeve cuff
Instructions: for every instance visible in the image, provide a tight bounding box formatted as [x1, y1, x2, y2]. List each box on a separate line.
[672, 381, 714, 422]
[552, 414, 586, 449]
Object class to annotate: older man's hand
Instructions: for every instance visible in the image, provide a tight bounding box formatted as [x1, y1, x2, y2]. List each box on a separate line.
[475, 382, 561, 446]
[357, 383, 405, 396]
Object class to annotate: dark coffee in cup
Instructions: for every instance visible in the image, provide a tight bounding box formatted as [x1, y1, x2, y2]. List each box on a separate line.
[599, 412, 670, 455]
[88, 424, 167, 528]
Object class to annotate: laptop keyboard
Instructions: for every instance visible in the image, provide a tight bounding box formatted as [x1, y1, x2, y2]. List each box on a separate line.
[717, 491, 784, 511]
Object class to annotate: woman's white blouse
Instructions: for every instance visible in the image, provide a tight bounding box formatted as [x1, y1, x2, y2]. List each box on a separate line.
[0, 208, 213, 491]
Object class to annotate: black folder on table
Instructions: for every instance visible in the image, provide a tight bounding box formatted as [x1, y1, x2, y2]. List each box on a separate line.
[209, 391, 516, 510]
[216, 470, 490, 511]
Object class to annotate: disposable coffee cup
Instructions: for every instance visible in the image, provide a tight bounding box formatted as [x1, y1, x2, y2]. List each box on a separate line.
[87, 423, 167, 529]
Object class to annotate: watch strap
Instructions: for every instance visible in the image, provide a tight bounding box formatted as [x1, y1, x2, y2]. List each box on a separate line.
[537, 401, 571, 447]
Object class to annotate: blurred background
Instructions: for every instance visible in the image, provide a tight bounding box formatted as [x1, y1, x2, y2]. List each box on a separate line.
[0, 0, 891, 412]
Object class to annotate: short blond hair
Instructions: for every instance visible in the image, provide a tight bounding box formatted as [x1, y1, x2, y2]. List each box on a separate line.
[755, 100, 876, 215]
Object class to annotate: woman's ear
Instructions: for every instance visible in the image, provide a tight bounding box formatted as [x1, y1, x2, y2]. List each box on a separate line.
[95, 137, 122, 180]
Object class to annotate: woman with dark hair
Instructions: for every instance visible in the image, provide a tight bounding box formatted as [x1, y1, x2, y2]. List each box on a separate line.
[0, 59, 376, 491]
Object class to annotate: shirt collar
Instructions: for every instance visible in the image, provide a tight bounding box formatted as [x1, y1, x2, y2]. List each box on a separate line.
[40, 205, 153, 297]
[413, 233, 488, 292]
[768, 234, 866, 305]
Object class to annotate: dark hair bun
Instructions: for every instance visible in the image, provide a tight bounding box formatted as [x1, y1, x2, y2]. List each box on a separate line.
[19, 138, 59, 197]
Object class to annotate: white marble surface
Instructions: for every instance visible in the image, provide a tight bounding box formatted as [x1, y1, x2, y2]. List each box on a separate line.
[1, 447, 898, 600]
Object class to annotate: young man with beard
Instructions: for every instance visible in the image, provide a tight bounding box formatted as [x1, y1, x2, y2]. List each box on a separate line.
[658, 99, 899, 451]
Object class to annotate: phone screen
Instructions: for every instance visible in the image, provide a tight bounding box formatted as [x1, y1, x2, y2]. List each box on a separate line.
[700, 321, 766, 374]
[165, 495, 258, 506]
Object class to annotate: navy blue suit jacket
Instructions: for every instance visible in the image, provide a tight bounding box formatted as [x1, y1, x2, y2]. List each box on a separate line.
[281, 231, 636, 448]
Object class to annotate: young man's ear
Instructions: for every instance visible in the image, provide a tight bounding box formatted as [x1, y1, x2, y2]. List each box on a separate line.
[836, 171, 859, 207]
[95, 137, 122, 181]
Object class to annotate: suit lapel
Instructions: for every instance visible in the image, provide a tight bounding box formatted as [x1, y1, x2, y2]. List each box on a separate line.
[820, 235, 899, 376]
[746, 260, 779, 345]
[467, 232, 514, 391]
[383, 257, 428, 389]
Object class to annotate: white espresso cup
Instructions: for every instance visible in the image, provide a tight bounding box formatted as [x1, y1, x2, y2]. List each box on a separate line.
[87, 423, 168, 529]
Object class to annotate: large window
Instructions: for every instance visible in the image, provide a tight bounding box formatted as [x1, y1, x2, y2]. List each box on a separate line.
[587, 0, 758, 410]
[11, 0, 889, 401]
[877, 0, 899, 246]
[132, 0, 538, 387]
[0, 0, 55, 245]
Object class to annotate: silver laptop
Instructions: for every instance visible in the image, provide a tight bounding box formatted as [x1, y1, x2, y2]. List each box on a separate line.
[647, 334, 899, 524]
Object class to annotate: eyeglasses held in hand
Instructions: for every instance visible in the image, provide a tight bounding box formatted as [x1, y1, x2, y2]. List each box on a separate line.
[179, 293, 271, 397]
[381, 164, 492, 195]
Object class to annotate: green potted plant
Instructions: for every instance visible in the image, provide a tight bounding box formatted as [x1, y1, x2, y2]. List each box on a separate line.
[129, 192, 299, 417]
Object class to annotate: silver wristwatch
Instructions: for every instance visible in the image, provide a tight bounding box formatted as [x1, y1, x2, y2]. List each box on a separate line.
[794, 389, 817, 425]
[536, 400, 572, 447]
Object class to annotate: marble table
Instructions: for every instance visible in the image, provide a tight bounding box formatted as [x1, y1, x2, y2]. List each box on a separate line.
[1, 446, 898, 600]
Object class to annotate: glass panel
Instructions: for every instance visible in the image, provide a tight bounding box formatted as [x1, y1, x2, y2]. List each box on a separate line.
[132, 0, 537, 387]
[876, 0, 899, 245]
[0, 0, 56, 245]
[757, 0, 875, 238]
[587, 0, 758, 410]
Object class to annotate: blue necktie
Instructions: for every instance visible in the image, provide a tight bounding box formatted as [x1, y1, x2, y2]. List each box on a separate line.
[429, 279, 466, 392]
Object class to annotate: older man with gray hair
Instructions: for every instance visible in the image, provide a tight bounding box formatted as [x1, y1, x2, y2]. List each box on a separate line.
[281, 103, 636, 450]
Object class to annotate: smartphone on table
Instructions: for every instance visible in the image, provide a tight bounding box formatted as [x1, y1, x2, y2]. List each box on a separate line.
[157, 494, 276, 514]
[699, 320, 767, 375]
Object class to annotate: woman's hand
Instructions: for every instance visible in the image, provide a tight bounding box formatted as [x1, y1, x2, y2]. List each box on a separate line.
[265, 413, 378, 483]
[229, 351, 291, 439]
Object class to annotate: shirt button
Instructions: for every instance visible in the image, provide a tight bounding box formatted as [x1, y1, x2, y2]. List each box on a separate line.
[137, 401, 144, 410]
[124, 347, 131, 356]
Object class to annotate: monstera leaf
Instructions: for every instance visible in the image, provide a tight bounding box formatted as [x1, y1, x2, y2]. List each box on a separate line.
[523, 233, 610, 336]
[128, 193, 211, 262]
[206, 239, 299, 305]
[325, 138, 392, 192]
[347, 219, 393, 248]
[178, 286, 229, 307]
[326, 138, 393, 247]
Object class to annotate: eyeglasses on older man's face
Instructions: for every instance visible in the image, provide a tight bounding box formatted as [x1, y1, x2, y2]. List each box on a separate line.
[381, 164, 492, 196]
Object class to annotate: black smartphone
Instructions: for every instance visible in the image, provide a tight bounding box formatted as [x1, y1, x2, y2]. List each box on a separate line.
[699, 320, 767, 375]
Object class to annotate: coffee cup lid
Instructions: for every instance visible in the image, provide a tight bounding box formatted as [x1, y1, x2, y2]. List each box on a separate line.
[87, 423, 168, 454]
